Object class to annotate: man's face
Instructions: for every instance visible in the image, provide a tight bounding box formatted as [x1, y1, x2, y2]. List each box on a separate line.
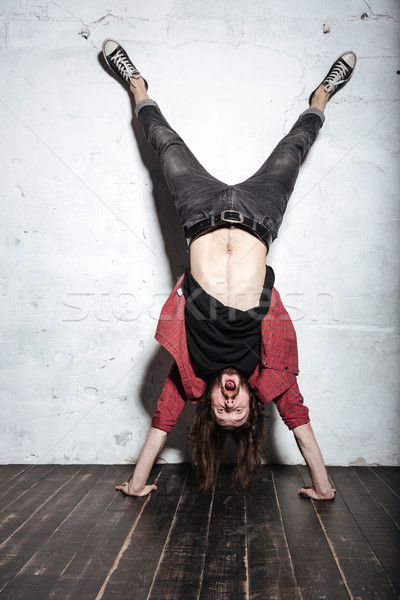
[210, 367, 250, 429]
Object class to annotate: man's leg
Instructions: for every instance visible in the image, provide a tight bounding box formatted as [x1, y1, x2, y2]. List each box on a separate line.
[233, 51, 356, 241]
[130, 78, 226, 233]
[234, 85, 330, 239]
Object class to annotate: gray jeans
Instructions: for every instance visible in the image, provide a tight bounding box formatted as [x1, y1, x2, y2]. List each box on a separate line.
[135, 99, 324, 250]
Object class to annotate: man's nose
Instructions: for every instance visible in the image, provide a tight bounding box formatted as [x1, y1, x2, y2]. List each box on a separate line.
[225, 397, 235, 409]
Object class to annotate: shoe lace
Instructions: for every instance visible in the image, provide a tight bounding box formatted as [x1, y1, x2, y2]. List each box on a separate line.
[111, 49, 137, 81]
[324, 59, 350, 92]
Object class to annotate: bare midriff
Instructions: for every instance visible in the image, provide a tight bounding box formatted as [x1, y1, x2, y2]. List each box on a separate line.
[189, 226, 267, 311]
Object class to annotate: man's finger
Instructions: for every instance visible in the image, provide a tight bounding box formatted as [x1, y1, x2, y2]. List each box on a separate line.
[298, 487, 315, 498]
[297, 486, 336, 500]
[115, 483, 128, 491]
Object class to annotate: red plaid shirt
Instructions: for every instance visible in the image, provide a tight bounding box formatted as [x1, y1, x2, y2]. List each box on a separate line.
[152, 274, 309, 432]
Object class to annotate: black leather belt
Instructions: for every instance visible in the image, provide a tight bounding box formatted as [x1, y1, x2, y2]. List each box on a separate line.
[185, 210, 273, 251]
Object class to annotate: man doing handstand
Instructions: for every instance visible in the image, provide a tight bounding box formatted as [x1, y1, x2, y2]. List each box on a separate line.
[102, 40, 356, 499]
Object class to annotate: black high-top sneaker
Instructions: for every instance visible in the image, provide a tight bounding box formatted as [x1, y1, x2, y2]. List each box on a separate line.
[309, 51, 356, 105]
[102, 38, 148, 89]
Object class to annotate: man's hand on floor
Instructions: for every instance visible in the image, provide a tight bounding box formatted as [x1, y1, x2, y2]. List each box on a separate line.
[298, 484, 336, 500]
[116, 481, 157, 497]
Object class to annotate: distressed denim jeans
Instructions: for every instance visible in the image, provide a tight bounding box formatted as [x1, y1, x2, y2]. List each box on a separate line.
[135, 99, 324, 248]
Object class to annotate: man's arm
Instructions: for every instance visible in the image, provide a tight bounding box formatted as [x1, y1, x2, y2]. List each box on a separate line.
[116, 362, 187, 496]
[116, 426, 167, 496]
[293, 422, 336, 500]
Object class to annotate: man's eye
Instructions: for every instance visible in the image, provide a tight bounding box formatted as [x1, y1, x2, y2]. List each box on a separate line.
[236, 409, 242, 413]
[218, 408, 225, 413]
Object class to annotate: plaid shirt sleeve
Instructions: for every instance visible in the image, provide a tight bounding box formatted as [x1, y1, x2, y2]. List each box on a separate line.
[273, 380, 310, 430]
[151, 361, 187, 433]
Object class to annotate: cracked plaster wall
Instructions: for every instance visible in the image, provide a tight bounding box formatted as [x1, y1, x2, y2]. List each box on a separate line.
[0, 0, 399, 467]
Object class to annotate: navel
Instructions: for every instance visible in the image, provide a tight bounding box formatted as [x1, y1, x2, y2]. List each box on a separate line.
[226, 230, 233, 254]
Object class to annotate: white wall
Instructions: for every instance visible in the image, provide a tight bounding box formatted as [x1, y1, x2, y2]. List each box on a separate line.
[0, 0, 399, 466]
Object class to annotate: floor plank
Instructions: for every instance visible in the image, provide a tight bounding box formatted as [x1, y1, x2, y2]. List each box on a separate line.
[0, 466, 30, 487]
[0, 466, 80, 547]
[147, 469, 214, 600]
[0, 467, 101, 594]
[377, 467, 400, 495]
[0, 575, 60, 600]
[0, 466, 55, 512]
[46, 464, 151, 599]
[299, 465, 399, 600]
[246, 465, 300, 600]
[95, 465, 187, 600]
[354, 467, 400, 528]
[273, 464, 349, 600]
[9, 467, 125, 572]
[199, 464, 248, 600]
[329, 466, 400, 595]
[0, 466, 131, 600]
[0, 464, 399, 600]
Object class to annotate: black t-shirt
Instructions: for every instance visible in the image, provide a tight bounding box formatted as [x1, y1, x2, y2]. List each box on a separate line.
[182, 265, 275, 380]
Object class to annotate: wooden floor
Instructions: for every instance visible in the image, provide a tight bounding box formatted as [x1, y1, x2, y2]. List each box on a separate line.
[0, 465, 399, 600]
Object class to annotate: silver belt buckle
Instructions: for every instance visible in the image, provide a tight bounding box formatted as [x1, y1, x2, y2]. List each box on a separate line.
[220, 210, 244, 224]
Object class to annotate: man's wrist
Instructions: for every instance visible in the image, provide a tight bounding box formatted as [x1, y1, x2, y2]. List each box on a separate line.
[128, 477, 146, 495]
[313, 481, 333, 498]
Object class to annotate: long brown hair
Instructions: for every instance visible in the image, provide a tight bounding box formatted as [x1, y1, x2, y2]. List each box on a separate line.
[187, 382, 265, 496]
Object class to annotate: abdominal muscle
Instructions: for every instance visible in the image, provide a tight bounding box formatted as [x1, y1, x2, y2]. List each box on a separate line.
[189, 226, 268, 311]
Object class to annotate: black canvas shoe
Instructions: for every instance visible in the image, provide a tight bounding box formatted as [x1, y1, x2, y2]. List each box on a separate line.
[102, 38, 148, 89]
[309, 51, 356, 105]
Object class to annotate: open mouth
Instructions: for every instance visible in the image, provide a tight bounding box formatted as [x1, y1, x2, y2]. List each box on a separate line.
[224, 379, 236, 392]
